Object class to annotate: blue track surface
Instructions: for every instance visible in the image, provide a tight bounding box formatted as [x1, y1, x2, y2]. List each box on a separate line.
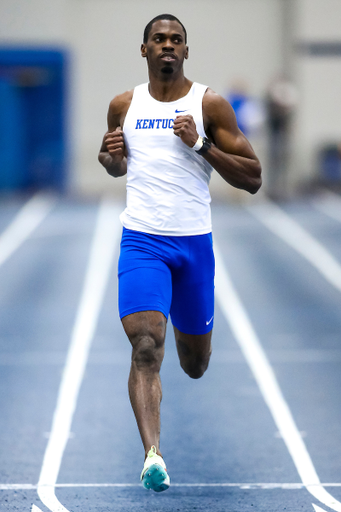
[1, 194, 341, 512]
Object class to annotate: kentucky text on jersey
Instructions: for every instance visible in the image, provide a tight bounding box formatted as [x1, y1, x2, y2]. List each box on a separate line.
[135, 119, 174, 129]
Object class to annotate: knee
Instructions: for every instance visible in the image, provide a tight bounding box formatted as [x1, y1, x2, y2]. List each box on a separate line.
[131, 334, 164, 372]
[175, 331, 212, 380]
[182, 356, 210, 380]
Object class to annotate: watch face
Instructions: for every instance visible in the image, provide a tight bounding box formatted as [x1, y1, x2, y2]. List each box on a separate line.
[198, 138, 211, 155]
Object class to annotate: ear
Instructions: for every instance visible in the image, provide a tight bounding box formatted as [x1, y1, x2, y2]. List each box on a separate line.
[185, 45, 189, 60]
[141, 43, 147, 58]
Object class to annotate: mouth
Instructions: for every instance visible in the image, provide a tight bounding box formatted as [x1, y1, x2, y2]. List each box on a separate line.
[160, 53, 177, 62]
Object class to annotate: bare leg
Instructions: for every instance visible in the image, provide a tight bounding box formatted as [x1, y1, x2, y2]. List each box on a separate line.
[173, 325, 212, 379]
[122, 310, 167, 458]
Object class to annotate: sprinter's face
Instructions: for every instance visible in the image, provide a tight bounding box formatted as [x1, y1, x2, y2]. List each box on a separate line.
[141, 19, 188, 76]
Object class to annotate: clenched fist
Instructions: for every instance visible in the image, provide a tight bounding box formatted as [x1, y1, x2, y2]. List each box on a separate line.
[173, 115, 199, 148]
[104, 127, 126, 161]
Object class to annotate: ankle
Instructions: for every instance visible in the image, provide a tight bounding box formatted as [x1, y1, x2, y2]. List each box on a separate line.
[145, 445, 162, 460]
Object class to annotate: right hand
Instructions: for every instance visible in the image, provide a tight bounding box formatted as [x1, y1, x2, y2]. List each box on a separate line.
[104, 127, 126, 161]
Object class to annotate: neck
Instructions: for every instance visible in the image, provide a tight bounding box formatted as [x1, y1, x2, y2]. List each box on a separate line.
[148, 72, 192, 102]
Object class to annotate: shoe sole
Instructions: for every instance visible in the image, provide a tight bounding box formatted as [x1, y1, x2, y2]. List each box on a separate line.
[142, 463, 170, 492]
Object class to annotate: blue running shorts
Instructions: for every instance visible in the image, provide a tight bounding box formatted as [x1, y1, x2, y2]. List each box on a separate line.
[118, 227, 215, 335]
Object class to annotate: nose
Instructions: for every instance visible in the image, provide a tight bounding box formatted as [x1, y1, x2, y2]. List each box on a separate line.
[162, 39, 174, 51]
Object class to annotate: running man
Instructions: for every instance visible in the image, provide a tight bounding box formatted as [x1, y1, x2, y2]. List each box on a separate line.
[98, 14, 262, 492]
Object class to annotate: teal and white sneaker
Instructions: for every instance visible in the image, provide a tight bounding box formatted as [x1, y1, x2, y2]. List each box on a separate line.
[140, 446, 170, 492]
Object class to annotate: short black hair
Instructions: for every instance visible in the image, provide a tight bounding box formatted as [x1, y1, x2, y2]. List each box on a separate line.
[143, 14, 187, 44]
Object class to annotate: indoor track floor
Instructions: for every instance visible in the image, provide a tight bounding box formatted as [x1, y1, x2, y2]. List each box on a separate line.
[1, 192, 341, 512]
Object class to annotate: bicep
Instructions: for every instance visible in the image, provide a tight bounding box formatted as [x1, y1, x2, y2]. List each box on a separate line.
[211, 123, 256, 160]
[98, 100, 120, 154]
[205, 94, 257, 159]
[106, 90, 132, 131]
[107, 102, 121, 132]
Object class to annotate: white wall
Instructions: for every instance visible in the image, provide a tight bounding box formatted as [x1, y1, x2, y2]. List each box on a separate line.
[292, 0, 341, 188]
[0, 0, 290, 198]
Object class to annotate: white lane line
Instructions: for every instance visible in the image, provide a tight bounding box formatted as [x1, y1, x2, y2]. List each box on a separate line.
[31, 506, 44, 512]
[313, 506, 328, 512]
[248, 201, 341, 293]
[34, 199, 122, 512]
[3, 483, 341, 490]
[1, 484, 38, 489]
[214, 245, 341, 512]
[0, 194, 55, 267]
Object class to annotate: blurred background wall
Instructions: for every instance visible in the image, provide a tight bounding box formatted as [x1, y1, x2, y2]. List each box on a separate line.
[0, 0, 340, 200]
[293, 0, 341, 195]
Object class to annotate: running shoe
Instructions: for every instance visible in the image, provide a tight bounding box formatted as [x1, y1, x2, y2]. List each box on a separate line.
[140, 445, 170, 492]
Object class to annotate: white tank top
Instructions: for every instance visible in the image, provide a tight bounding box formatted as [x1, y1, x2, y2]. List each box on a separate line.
[120, 82, 213, 236]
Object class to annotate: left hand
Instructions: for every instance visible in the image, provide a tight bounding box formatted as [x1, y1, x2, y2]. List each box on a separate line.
[173, 115, 199, 148]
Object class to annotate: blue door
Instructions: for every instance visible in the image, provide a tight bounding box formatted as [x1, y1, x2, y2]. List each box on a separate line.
[0, 49, 67, 192]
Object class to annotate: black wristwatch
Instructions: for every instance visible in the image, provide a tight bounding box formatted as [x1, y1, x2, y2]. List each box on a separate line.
[196, 137, 212, 155]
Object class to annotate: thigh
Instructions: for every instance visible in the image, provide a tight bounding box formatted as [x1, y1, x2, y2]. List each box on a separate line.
[170, 233, 215, 335]
[118, 228, 173, 321]
[119, 265, 172, 321]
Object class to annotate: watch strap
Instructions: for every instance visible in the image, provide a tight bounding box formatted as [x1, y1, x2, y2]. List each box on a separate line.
[192, 136, 204, 151]
[196, 137, 211, 155]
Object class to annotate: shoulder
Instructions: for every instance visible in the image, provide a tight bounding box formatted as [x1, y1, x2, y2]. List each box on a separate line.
[108, 89, 134, 129]
[109, 89, 134, 115]
[202, 88, 240, 138]
[203, 88, 236, 125]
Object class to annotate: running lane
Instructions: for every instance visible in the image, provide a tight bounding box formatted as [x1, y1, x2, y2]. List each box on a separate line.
[1, 198, 341, 512]
[0, 198, 100, 508]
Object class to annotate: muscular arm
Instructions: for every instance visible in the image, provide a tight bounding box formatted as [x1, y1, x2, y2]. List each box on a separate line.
[203, 90, 261, 193]
[98, 90, 132, 178]
[173, 89, 262, 194]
